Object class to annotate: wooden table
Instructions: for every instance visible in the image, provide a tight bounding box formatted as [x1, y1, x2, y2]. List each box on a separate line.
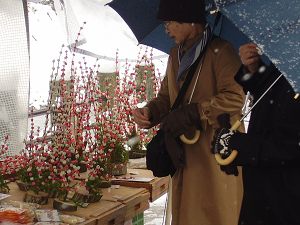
[4, 182, 150, 225]
[111, 169, 170, 202]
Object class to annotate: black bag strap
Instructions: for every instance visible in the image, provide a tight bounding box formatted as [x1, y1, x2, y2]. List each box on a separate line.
[170, 45, 206, 111]
[170, 12, 221, 111]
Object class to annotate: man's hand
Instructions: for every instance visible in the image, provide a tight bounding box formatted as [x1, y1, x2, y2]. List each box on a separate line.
[162, 103, 202, 138]
[132, 107, 151, 129]
[239, 43, 262, 74]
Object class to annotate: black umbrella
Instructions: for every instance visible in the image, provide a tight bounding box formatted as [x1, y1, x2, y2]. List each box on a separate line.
[108, 0, 299, 91]
[210, 0, 300, 165]
[214, 0, 300, 92]
[107, 0, 173, 53]
[107, 0, 252, 54]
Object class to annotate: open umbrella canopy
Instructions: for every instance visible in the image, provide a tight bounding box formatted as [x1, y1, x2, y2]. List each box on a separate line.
[107, 0, 254, 54]
[107, 0, 173, 53]
[108, 0, 299, 91]
[214, 0, 300, 91]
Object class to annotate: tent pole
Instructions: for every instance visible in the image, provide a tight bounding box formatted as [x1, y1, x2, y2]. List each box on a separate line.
[165, 177, 172, 225]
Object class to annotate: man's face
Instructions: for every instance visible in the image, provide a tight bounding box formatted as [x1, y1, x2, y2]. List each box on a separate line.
[164, 21, 195, 44]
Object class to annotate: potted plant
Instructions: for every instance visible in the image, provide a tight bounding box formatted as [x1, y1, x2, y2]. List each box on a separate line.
[47, 143, 80, 211]
[21, 170, 49, 205]
[17, 156, 51, 205]
[127, 130, 146, 159]
[109, 142, 129, 176]
[15, 152, 32, 192]
[72, 175, 103, 204]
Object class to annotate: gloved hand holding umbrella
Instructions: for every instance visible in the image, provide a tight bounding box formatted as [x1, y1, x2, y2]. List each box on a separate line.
[211, 113, 240, 166]
[162, 103, 202, 144]
[212, 69, 284, 166]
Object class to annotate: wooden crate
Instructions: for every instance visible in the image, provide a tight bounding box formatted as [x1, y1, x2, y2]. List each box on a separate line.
[122, 192, 149, 221]
[95, 204, 126, 225]
[66, 199, 126, 225]
[102, 186, 150, 221]
[111, 169, 169, 202]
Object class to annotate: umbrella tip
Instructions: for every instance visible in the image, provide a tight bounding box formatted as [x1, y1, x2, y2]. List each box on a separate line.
[294, 93, 299, 100]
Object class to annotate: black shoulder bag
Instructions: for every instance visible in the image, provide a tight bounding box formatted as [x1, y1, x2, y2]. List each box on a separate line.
[146, 50, 205, 177]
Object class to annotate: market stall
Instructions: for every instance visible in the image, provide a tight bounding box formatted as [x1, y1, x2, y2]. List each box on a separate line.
[0, 180, 150, 224]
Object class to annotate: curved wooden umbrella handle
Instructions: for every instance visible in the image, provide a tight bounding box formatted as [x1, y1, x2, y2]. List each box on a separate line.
[180, 130, 200, 144]
[214, 120, 242, 165]
[214, 150, 238, 165]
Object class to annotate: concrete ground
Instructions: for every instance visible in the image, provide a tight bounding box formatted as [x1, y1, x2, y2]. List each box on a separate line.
[144, 193, 167, 225]
[128, 157, 168, 225]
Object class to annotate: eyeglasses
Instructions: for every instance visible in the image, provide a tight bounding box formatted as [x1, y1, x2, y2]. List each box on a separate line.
[164, 21, 171, 28]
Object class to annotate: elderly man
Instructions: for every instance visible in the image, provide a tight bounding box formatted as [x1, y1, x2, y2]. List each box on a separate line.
[133, 0, 245, 224]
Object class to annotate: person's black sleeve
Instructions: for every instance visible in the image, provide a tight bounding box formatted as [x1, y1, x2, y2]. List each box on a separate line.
[230, 111, 300, 167]
[234, 64, 278, 96]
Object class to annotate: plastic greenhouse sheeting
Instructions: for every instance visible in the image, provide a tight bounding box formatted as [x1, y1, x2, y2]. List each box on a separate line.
[0, 0, 30, 155]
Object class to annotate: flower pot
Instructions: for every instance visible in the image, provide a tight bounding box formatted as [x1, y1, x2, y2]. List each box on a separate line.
[72, 191, 103, 203]
[129, 150, 146, 159]
[48, 189, 60, 198]
[99, 180, 111, 188]
[53, 198, 77, 212]
[24, 191, 49, 205]
[111, 162, 128, 176]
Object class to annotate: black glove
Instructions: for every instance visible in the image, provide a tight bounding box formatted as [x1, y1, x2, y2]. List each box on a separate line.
[212, 127, 236, 158]
[211, 113, 239, 176]
[220, 165, 239, 176]
[162, 103, 202, 138]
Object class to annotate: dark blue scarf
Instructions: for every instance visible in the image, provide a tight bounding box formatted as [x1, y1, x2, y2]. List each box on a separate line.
[177, 24, 212, 81]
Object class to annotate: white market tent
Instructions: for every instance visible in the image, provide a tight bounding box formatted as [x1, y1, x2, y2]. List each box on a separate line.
[0, 0, 168, 155]
[29, 0, 168, 107]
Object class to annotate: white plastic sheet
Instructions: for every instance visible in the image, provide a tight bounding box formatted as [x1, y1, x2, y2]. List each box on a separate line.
[0, 0, 30, 155]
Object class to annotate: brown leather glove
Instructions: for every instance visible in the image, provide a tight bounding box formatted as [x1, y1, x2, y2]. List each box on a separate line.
[162, 103, 202, 138]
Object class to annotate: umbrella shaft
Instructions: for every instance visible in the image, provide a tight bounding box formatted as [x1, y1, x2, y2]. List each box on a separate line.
[240, 73, 284, 122]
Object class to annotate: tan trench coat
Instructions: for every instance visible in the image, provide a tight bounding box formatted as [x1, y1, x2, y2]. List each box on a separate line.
[147, 37, 245, 225]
